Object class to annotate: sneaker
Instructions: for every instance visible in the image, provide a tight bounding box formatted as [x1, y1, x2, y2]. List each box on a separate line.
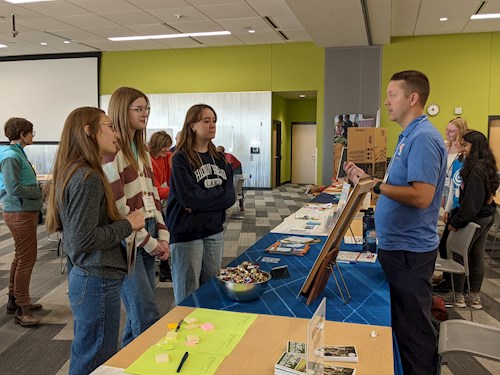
[442, 291, 466, 308]
[468, 293, 483, 310]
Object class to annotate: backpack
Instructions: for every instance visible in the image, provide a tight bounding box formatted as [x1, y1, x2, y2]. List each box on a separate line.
[432, 295, 449, 322]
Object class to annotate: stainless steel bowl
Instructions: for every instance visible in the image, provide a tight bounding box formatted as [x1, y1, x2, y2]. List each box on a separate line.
[216, 271, 271, 302]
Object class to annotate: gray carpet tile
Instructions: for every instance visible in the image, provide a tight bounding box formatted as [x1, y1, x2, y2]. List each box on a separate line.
[0, 183, 499, 374]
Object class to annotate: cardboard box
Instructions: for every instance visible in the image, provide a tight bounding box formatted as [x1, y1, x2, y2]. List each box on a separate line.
[348, 128, 387, 164]
[347, 128, 387, 195]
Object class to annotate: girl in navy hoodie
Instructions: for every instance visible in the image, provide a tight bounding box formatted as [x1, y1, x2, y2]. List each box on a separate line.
[167, 104, 235, 303]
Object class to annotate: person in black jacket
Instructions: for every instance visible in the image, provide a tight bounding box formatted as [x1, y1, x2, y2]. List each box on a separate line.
[167, 104, 235, 304]
[445, 130, 498, 310]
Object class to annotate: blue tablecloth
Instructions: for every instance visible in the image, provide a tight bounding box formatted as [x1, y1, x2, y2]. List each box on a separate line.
[180, 233, 391, 326]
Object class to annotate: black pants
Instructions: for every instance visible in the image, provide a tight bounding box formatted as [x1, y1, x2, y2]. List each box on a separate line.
[379, 248, 438, 375]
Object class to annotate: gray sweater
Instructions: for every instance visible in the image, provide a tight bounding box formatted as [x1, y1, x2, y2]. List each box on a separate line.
[58, 167, 132, 279]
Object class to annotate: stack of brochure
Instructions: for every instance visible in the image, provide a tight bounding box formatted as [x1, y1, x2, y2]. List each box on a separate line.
[336, 251, 378, 263]
[274, 341, 357, 375]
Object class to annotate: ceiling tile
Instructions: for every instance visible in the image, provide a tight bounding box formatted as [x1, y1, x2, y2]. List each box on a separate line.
[167, 20, 225, 33]
[197, 3, 259, 20]
[216, 17, 272, 33]
[127, 23, 178, 35]
[87, 26, 137, 38]
[100, 11, 163, 26]
[129, 0, 192, 10]
[19, 1, 90, 17]
[68, 0, 139, 14]
[59, 14, 120, 29]
[144, 7, 209, 23]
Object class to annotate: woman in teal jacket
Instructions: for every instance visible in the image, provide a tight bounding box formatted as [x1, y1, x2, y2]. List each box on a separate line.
[0, 117, 43, 327]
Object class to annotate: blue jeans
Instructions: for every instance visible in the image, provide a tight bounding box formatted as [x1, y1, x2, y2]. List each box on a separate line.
[120, 218, 160, 348]
[171, 231, 224, 304]
[68, 266, 123, 375]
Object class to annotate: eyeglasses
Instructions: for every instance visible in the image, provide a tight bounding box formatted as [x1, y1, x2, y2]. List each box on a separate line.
[31, 131, 36, 137]
[129, 106, 151, 114]
[99, 121, 117, 132]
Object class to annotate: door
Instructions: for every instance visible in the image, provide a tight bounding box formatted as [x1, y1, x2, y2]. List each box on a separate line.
[489, 117, 500, 172]
[272, 120, 282, 187]
[292, 123, 316, 184]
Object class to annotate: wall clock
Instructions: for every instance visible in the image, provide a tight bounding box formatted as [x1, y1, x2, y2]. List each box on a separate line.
[427, 104, 440, 116]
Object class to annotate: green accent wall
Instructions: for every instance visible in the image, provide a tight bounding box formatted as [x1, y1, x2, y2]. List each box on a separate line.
[101, 42, 325, 183]
[382, 32, 500, 153]
[272, 97, 317, 183]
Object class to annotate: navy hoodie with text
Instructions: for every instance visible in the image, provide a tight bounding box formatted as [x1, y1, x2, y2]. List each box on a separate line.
[166, 150, 235, 243]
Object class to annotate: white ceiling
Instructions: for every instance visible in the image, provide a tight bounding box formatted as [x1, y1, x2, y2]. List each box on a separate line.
[0, 0, 499, 57]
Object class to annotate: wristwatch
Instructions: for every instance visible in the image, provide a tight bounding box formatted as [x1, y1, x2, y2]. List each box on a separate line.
[373, 181, 382, 195]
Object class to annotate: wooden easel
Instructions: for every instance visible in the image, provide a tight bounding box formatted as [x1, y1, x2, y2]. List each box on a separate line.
[300, 178, 374, 305]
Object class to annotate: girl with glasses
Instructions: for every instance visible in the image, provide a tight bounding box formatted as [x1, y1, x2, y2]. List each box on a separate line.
[102, 87, 170, 347]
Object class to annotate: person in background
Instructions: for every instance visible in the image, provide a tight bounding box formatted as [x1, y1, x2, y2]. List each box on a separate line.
[344, 70, 446, 375]
[216, 145, 244, 212]
[343, 114, 352, 139]
[441, 117, 469, 211]
[433, 117, 469, 289]
[170, 131, 181, 152]
[335, 115, 344, 137]
[167, 104, 235, 304]
[0, 118, 43, 327]
[103, 87, 169, 348]
[45, 107, 145, 375]
[444, 130, 498, 310]
[149, 130, 173, 282]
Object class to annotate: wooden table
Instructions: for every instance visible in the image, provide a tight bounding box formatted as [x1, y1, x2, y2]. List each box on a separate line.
[106, 306, 394, 374]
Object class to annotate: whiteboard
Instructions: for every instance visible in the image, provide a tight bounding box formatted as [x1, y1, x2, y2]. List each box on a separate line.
[0, 55, 99, 142]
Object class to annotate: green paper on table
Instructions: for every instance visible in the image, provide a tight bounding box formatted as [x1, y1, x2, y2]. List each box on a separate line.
[125, 347, 224, 375]
[124, 308, 258, 375]
[184, 308, 257, 332]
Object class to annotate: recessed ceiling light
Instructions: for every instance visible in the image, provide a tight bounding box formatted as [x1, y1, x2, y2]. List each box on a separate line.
[299, 94, 306, 98]
[0, 44, 7, 48]
[439, 17, 448, 22]
[471, 13, 500, 20]
[63, 40, 71, 44]
[109, 31, 231, 42]
[248, 29, 256, 34]
[40, 42, 48, 45]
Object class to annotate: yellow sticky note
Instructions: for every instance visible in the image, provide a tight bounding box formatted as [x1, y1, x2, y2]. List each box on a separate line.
[165, 331, 178, 341]
[185, 323, 198, 330]
[155, 353, 169, 363]
[186, 335, 200, 343]
[167, 323, 177, 330]
[184, 317, 197, 324]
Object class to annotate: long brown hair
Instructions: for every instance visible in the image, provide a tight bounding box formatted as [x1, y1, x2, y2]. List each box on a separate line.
[45, 107, 121, 232]
[108, 87, 149, 170]
[460, 130, 499, 200]
[173, 104, 224, 169]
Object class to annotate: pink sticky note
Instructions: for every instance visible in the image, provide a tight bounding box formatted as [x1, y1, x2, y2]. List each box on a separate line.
[200, 322, 215, 331]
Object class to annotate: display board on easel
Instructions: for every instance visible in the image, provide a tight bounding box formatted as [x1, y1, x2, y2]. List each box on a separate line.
[299, 178, 374, 305]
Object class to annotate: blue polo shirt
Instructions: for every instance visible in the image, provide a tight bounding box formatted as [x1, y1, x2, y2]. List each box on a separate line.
[375, 115, 446, 252]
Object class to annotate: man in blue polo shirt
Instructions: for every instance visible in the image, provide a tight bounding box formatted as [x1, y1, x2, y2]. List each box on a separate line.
[344, 70, 446, 375]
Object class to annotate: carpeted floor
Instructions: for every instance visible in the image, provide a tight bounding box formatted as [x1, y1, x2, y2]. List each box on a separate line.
[0, 183, 498, 374]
